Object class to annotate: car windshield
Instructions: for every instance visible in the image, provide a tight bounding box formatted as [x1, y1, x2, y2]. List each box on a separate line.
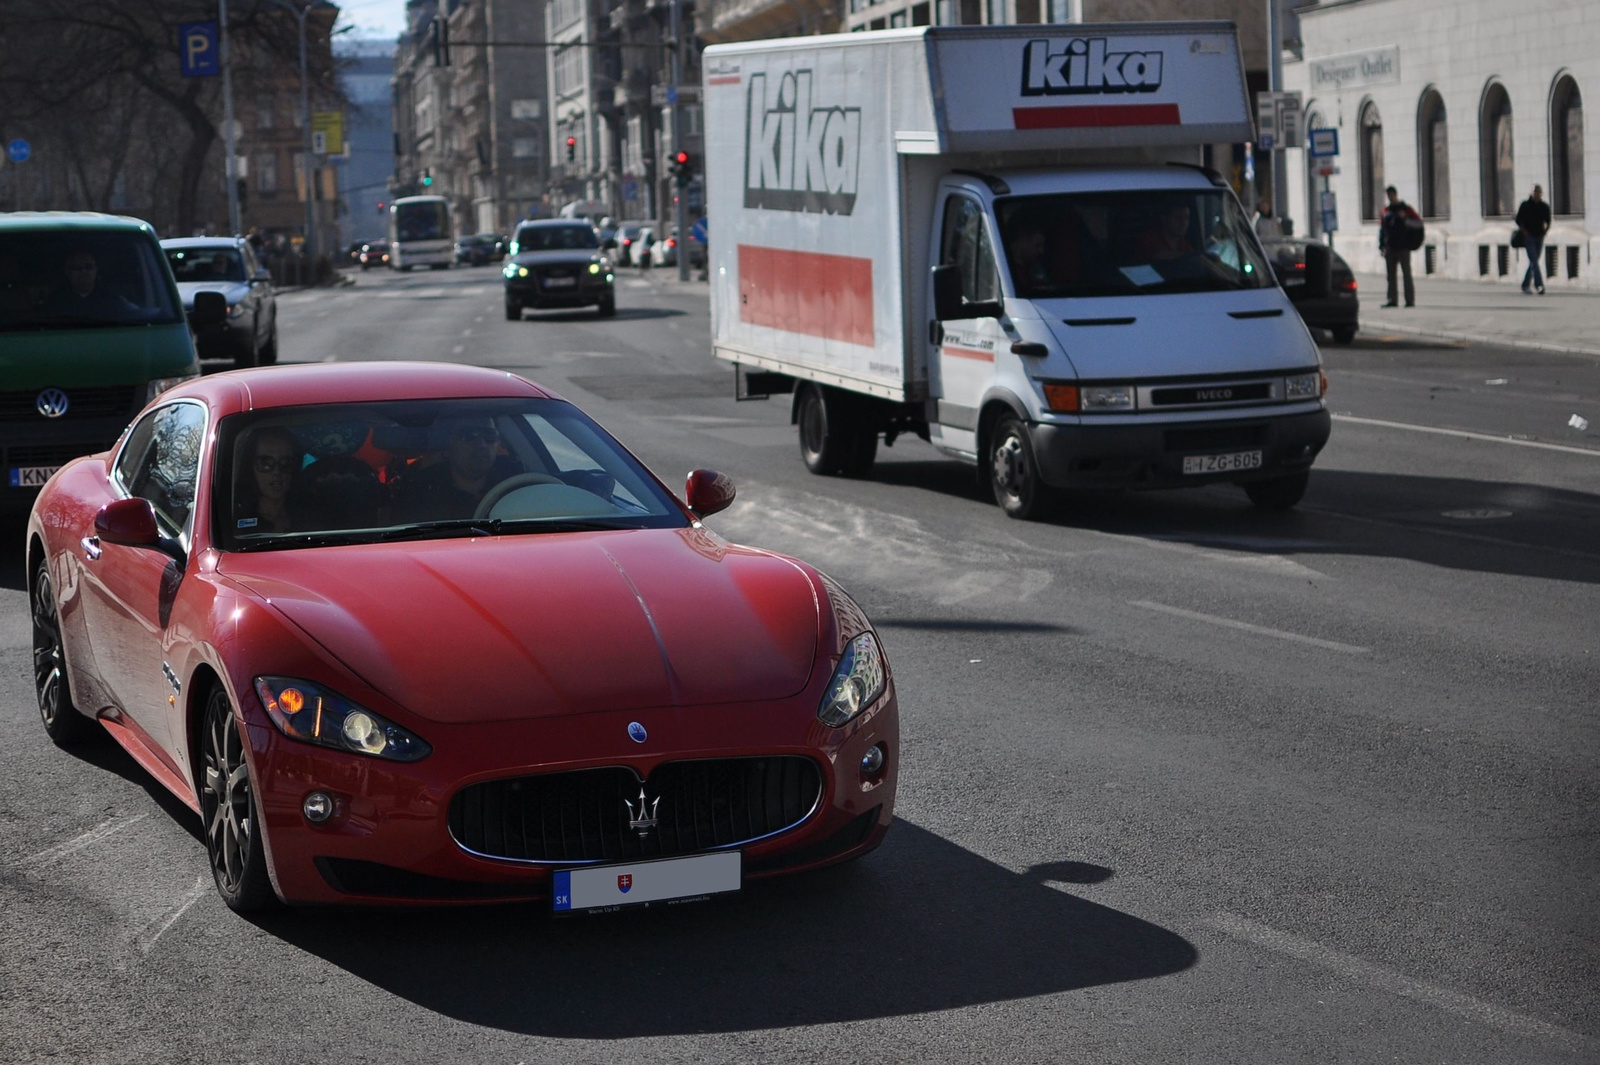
[216, 397, 689, 550]
[0, 229, 184, 331]
[995, 189, 1276, 298]
[515, 225, 599, 252]
[165, 246, 247, 282]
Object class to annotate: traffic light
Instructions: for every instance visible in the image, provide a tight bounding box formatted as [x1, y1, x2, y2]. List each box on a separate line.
[421, 168, 433, 187]
[565, 136, 577, 163]
[670, 150, 693, 185]
[377, 201, 387, 213]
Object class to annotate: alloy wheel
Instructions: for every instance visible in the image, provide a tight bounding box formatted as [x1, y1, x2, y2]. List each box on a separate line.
[203, 692, 255, 896]
[30, 569, 65, 728]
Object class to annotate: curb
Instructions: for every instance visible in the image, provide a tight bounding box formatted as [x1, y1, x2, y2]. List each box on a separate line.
[1357, 317, 1600, 360]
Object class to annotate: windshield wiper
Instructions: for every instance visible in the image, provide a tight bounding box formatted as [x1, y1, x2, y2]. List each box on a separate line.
[233, 531, 380, 551]
[378, 518, 503, 541]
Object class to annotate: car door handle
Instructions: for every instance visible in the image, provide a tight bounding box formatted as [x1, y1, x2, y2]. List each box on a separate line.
[81, 536, 102, 561]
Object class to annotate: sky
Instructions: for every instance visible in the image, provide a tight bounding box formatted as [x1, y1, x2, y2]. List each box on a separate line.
[335, 0, 409, 42]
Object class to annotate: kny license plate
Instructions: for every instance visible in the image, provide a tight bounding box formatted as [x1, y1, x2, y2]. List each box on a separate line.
[9, 466, 58, 488]
[1182, 450, 1263, 475]
[552, 851, 741, 914]
[542, 276, 577, 287]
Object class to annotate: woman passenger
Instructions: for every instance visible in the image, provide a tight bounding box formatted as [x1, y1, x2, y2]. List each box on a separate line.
[236, 426, 300, 533]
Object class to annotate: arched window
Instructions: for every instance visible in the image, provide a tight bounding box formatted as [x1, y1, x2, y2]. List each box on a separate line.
[1359, 100, 1384, 221]
[1551, 74, 1584, 216]
[1480, 81, 1515, 217]
[1417, 89, 1450, 219]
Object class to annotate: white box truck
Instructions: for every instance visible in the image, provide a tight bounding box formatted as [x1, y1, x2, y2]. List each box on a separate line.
[702, 23, 1333, 518]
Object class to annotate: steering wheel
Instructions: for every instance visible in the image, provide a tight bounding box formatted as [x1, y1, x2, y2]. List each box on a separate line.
[473, 473, 564, 518]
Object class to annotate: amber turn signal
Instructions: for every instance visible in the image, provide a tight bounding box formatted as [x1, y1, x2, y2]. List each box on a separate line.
[1042, 383, 1079, 412]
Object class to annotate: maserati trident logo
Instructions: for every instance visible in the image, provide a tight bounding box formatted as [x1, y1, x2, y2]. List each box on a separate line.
[625, 787, 659, 836]
[36, 388, 69, 419]
[627, 721, 648, 743]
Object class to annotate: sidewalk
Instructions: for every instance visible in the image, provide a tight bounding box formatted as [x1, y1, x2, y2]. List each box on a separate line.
[1355, 270, 1600, 358]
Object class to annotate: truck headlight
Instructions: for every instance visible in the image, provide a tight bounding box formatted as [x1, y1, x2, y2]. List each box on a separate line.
[818, 632, 887, 728]
[1081, 385, 1134, 410]
[255, 676, 431, 762]
[1285, 372, 1324, 399]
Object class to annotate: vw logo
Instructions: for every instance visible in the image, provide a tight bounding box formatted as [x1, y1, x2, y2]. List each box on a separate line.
[36, 388, 69, 419]
[627, 721, 648, 744]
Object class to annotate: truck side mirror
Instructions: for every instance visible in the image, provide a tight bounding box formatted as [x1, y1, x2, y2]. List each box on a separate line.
[1303, 242, 1333, 301]
[932, 264, 1004, 321]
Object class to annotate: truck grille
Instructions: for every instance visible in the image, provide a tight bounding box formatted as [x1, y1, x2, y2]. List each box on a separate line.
[449, 757, 824, 865]
[0, 386, 140, 421]
[6, 443, 103, 468]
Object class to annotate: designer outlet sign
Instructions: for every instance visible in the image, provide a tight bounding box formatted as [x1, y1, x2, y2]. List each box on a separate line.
[1309, 46, 1401, 92]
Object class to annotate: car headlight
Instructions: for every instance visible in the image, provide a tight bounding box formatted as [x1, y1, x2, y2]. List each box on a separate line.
[1081, 385, 1134, 410]
[146, 375, 196, 403]
[255, 676, 431, 762]
[588, 262, 601, 274]
[226, 301, 246, 319]
[818, 632, 887, 728]
[1285, 372, 1324, 399]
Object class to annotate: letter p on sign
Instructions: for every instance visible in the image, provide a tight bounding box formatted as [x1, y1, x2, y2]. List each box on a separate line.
[179, 21, 220, 78]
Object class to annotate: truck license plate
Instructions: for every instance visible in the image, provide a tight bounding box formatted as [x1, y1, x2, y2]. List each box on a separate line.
[9, 466, 59, 488]
[552, 851, 741, 914]
[1182, 450, 1263, 475]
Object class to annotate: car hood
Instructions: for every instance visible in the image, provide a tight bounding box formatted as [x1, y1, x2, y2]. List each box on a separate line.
[1029, 289, 1321, 378]
[176, 281, 250, 308]
[510, 250, 605, 268]
[217, 528, 820, 724]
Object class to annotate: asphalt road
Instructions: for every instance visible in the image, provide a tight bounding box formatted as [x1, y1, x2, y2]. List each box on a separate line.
[2, 265, 1597, 1064]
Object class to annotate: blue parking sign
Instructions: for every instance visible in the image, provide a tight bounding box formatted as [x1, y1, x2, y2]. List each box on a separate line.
[179, 21, 220, 78]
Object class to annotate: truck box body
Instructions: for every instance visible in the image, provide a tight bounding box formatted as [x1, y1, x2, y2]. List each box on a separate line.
[704, 25, 1331, 514]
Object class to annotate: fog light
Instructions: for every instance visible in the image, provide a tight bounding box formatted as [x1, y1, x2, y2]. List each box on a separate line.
[860, 745, 886, 777]
[302, 791, 334, 824]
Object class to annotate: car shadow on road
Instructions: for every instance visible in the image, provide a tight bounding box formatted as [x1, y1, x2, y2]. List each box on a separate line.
[253, 819, 1195, 1036]
[519, 307, 686, 323]
[867, 460, 1600, 585]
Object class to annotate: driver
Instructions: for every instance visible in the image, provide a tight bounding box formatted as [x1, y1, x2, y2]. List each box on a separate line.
[1136, 202, 1198, 261]
[394, 416, 521, 521]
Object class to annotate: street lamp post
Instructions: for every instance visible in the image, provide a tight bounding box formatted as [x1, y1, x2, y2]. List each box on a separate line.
[266, 0, 335, 278]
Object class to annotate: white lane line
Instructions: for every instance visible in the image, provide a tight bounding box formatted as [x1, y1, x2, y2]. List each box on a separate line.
[452, 344, 465, 354]
[18, 814, 148, 869]
[461, 328, 472, 336]
[1211, 913, 1590, 1052]
[1130, 600, 1369, 654]
[1333, 413, 1600, 458]
[137, 875, 211, 954]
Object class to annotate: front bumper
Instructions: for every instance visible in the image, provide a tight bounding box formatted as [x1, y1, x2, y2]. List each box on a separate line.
[3, 391, 144, 509]
[1030, 405, 1331, 489]
[247, 690, 898, 906]
[504, 276, 613, 310]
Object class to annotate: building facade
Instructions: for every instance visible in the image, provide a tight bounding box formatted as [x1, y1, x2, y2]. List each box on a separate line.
[1283, 0, 1595, 287]
[337, 39, 396, 247]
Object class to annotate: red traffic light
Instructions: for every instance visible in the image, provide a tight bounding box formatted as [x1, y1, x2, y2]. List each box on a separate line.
[674, 151, 689, 165]
[567, 137, 577, 147]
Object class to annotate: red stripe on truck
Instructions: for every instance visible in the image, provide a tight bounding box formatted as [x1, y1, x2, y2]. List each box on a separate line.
[1012, 103, 1182, 129]
[738, 245, 874, 347]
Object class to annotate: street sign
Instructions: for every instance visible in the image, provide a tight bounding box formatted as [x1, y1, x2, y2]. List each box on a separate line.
[651, 84, 701, 107]
[1316, 163, 1340, 177]
[179, 21, 220, 78]
[1255, 93, 1277, 149]
[1308, 127, 1340, 158]
[311, 111, 344, 155]
[1320, 191, 1338, 234]
[1276, 92, 1303, 149]
[6, 139, 30, 163]
[311, 131, 327, 154]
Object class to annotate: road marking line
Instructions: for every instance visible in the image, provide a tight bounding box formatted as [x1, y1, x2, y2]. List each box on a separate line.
[1130, 600, 1368, 653]
[452, 345, 465, 354]
[1211, 913, 1590, 1051]
[137, 875, 210, 954]
[18, 814, 148, 868]
[1333, 414, 1600, 458]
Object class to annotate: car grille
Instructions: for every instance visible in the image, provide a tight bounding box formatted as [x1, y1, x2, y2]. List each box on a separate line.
[5, 443, 104, 468]
[0, 386, 140, 421]
[449, 757, 824, 865]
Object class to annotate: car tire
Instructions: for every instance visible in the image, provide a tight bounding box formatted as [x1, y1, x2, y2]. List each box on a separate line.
[504, 299, 521, 321]
[235, 330, 260, 371]
[1331, 326, 1356, 345]
[597, 296, 616, 318]
[259, 328, 278, 366]
[31, 558, 96, 747]
[1243, 471, 1310, 511]
[201, 684, 277, 912]
[988, 413, 1055, 520]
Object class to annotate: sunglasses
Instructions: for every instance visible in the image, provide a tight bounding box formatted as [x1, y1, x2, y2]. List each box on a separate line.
[253, 455, 297, 473]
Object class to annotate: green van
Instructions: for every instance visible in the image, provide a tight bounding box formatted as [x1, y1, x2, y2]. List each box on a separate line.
[0, 213, 218, 510]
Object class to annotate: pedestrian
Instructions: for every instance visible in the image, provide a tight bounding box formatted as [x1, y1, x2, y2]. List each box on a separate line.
[1378, 186, 1421, 307]
[1253, 199, 1283, 239]
[1515, 185, 1552, 294]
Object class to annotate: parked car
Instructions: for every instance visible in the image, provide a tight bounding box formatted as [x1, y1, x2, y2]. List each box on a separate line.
[455, 233, 504, 266]
[612, 221, 650, 264]
[1262, 237, 1360, 345]
[358, 240, 390, 270]
[1, 212, 211, 512]
[650, 226, 708, 270]
[162, 236, 279, 368]
[26, 361, 899, 911]
[628, 226, 656, 268]
[503, 219, 616, 319]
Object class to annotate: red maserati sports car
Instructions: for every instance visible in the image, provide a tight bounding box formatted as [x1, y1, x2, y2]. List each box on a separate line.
[27, 362, 897, 911]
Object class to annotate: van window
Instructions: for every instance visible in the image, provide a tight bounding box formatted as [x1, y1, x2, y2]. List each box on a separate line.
[0, 230, 183, 330]
[995, 189, 1276, 298]
[939, 195, 1000, 305]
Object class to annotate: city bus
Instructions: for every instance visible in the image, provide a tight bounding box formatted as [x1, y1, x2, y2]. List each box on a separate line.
[387, 195, 453, 270]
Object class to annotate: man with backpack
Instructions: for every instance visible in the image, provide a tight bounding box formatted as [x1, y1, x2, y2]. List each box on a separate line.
[1378, 186, 1423, 307]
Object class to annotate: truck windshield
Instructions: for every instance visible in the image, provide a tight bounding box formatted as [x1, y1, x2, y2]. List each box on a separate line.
[0, 230, 184, 331]
[995, 190, 1276, 299]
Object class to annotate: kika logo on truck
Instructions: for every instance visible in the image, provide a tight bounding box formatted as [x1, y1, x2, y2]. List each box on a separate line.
[745, 70, 862, 215]
[1021, 37, 1165, 96]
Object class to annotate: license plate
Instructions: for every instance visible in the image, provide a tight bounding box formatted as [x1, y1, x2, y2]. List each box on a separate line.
[9, 466, 59, 488]
[552, 851, 741, 914]
[1182, 450, 1263, 475]
[542, 276, 577, 288]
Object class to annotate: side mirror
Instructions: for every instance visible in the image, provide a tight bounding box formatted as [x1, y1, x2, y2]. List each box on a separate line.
[94, 497, 161, 549]
[190, 290, 227, 326]
[1303, 242, 1333, 300]
[932, 263, 1003, 321]
[685, 469, 736, 519]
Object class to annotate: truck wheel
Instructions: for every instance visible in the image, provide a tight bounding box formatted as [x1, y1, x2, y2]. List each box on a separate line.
[798, 384, 851, 476]
[988, 414, 1054, 520]
[1244, 471, 1310, 511]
